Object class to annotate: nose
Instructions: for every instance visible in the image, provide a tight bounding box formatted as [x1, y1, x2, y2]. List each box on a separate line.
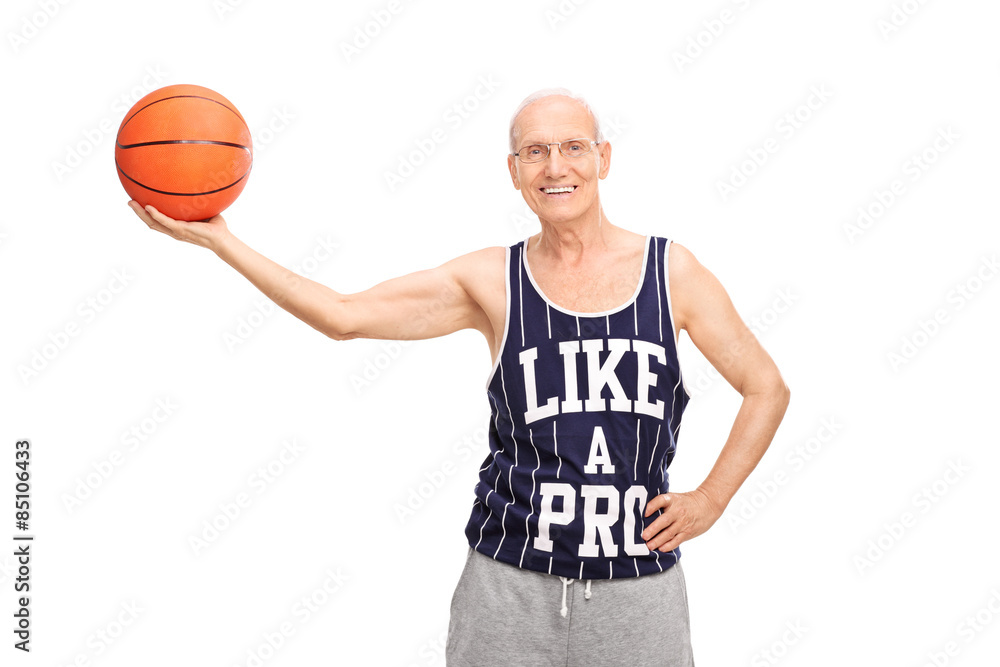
[543, 145, 571, 177]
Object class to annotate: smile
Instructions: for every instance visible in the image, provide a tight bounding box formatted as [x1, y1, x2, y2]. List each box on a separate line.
[541, 186, 577, 196]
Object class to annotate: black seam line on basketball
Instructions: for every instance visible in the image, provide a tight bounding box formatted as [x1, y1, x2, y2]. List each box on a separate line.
[116, 139, 251, 152]
[116, 159, 251, 197]
[120, 95, 250, 133]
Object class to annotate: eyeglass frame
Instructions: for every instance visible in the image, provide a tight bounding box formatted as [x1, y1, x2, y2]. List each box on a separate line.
[512, 138, 601, 163]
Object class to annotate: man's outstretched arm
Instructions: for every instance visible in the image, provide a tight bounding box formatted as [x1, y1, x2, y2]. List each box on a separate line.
[130, 202, 495, 343]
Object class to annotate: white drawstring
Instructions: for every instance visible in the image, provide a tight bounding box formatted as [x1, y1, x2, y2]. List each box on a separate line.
[557, 577, 594, 616]
[558, 576, 573, 617]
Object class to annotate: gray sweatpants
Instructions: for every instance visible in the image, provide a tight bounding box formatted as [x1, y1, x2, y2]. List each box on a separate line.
[446, 547, 695, 667]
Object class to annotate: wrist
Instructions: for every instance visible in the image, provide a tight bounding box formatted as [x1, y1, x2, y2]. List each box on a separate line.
[694, 484, 729, 516]
[209, 228, 238, 258]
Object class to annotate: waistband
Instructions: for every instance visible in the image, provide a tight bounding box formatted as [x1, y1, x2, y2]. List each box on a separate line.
[466, 548, 597, 617]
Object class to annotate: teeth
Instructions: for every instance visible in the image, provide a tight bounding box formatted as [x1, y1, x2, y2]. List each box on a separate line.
[543, 186, 575, 194]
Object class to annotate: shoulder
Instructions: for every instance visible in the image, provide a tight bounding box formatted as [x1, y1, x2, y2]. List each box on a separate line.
[666, 241, 725, 331]
[450, 245, 507, 272]
[443, 245, 508, 296]
[665, 240, 700, 283]
[438, 245, 507, 272]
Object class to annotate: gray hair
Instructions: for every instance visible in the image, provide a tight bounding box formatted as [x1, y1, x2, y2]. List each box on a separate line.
[508, 87, 604, 155]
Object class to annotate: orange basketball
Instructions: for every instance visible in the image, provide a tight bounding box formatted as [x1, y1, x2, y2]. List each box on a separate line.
[115, 84, 252, 221]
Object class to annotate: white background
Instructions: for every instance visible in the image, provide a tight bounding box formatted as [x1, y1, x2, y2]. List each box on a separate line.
[2, 0, 999, 665]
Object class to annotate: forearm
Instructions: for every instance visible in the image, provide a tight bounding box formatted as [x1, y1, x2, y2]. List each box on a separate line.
[213, 233, 345, 338]
[695, 383, 791, 512]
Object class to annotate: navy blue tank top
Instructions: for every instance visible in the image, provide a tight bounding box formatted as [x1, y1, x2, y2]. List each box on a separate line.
[463, 235, 690, 579]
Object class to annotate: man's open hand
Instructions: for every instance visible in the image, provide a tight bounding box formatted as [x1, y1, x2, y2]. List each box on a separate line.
[641, 489, 724, 553]
[128, 200, 231, 252]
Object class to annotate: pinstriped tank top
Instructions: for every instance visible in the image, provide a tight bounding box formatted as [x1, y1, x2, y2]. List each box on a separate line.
[463, 235, 690, 580]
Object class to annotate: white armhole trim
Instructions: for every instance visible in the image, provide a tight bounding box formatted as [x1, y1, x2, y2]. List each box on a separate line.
[664, 239, 691, 399]
[484, 245, 512, 390]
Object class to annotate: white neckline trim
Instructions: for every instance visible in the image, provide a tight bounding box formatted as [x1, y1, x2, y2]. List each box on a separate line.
[521, 235, 651, 317]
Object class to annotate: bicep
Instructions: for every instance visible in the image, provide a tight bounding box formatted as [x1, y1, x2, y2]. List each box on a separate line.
[335, 251, 489, 342]
[670, 243, 783, 396]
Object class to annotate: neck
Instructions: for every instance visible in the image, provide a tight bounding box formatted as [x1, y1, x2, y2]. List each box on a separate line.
[532, 206, 617, 264]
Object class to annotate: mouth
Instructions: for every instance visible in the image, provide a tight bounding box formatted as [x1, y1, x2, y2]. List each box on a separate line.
[539, 185, 578, 199]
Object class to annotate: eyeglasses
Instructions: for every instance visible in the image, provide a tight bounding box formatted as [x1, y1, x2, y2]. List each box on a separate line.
[513, 139, 599, 163]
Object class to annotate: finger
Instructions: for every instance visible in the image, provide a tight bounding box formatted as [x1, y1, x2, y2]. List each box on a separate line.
[127, 199, 150, 221]
[643, 492, 671, 517]
[127, 200, 159, 227]
[641, 510, 677, 542]
[653, 532, 683, 553]
[143, 204, 179, 228]
[128, 201, 174, 236]
[647, 523, 686, 552]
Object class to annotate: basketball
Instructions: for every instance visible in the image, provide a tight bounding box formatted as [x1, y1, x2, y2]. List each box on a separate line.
[115, 84, 253, 221]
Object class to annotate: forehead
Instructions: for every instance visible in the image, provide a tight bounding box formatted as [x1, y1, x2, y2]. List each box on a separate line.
[515, 96, 594, 143]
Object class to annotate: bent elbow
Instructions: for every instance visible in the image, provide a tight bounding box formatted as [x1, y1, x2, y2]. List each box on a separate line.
[325, 326, 358, 342]
[322, 294, 357, 341]
[749, 370, 790, 407]
[774, 377, 791, 409]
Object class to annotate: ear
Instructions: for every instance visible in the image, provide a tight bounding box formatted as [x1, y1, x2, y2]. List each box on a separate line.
[508, 154, 521, 190]
[597, 141, 612, 180]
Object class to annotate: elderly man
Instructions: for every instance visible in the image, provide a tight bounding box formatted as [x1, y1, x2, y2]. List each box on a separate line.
[130, 87, 789, 667]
